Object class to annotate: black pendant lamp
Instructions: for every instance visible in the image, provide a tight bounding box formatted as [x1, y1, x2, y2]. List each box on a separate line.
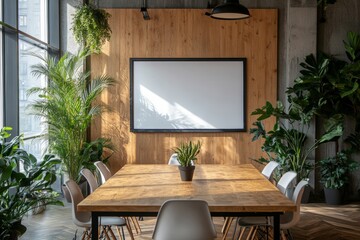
[207, 0, 250, 20]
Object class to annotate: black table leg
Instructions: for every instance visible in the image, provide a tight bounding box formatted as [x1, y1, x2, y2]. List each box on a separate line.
[92, 212, 99, 240]
[273, 214, 280, 240]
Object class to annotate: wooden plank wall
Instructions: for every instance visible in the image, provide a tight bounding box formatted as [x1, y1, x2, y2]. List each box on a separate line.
[90, 9, 278, 172]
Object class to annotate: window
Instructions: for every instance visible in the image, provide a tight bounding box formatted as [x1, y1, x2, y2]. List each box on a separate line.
[19, 0, 47, 41]
[18, 40, 47, 148]
[1, 0, 59, 161]
[19, 15, 27, 26]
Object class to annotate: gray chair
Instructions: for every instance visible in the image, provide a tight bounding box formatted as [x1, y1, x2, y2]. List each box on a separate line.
[94, 161, 112, 184]
[236, 180, 308, 240]
[91, 163, 142, 235]
[152, 199, 217, 240]
[168, 153, 180, 165]
[276, 171, 297, 197]
[65, 179, 128, 240]
[222, 171, 297, 239]
[80, 168, 136, 240]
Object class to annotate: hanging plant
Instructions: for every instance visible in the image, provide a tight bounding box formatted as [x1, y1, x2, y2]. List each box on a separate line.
[72, 3, 112, 53]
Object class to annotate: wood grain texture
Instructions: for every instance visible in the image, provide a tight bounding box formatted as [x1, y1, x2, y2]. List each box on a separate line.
[78, 164, 295, 213]
[90, 9, 278, 172]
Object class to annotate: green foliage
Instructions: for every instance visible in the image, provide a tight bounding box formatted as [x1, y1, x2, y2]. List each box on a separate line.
[173, 141, 202, 167]
[288, 31, 360, 142]
[81, 138, 114, 173]
[320, 151, 359, 189]
[72, 4, 112, 54]
[0, 127, 63, 239]
[283, 31, 360, 189]
[27, 49, 115, 182]
[251, 101, 324, 181]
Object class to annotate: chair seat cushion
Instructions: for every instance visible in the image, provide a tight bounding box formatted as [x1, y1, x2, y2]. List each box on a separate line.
[100, 217, 127, 226]
[238, 217, 268, 226]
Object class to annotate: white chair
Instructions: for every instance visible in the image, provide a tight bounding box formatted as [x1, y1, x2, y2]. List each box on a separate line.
[236, 180, 308, 240]
[168, 153, 180, 165]
[261, 161, 279, 180]
[80, 168, 98, 193]
[65, 179, 128, 240]
[94, 161, 112, 184]
[222, 161, 280, 237]
[222, 171, 297, 240]
[152, 199, 217, 240]
[80, 168, 136, 240]
[277, 171, 297, 197]
[92, 163, 143, 235]
[168, 153, 194, 166]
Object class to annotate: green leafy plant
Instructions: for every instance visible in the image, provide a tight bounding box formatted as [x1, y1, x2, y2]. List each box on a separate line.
[251, 101, 334, 181]
[0, 127, 63, 239]
[320, 151, 359, 189]
[27, 49, 115, 182]
[173, 141, 202, 167]
[81, 137, 114, 173]
[72, 4, 112, 53]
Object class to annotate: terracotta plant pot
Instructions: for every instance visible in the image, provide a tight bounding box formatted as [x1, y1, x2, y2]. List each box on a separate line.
[178, 165, 195, 181]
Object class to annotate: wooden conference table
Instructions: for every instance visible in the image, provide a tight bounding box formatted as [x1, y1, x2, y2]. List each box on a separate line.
[78, 164, 296, 240]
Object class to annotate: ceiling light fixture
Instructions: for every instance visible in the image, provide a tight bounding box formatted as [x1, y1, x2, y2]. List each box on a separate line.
[206, 0, 250, 20]
[141, 0, 150, 20]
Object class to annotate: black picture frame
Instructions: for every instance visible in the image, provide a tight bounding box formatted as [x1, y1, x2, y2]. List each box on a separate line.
[130, 58, 246, 132]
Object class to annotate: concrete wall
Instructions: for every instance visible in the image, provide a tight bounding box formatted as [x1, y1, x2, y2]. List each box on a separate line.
[317, 0, 360, 197]
[60, 0, 83, 54]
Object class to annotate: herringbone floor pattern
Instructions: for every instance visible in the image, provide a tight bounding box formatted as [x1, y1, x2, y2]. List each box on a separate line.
[20, 201, 360, 240]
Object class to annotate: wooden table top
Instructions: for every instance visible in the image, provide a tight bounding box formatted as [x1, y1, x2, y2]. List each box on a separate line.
[78, 164, 296, 214]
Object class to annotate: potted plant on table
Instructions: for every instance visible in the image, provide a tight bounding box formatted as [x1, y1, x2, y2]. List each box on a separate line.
[0, 127, 63, 240]
[173, 140, 202, 181]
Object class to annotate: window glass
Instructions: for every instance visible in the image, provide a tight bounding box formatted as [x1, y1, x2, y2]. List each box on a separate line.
[18, 39, 47, 158]
[18, 0, 47, 42]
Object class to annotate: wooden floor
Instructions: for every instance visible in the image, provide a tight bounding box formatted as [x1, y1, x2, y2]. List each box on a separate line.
[20, 201, 360, 240]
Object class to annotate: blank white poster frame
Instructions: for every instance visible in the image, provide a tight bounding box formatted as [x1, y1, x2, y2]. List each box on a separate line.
[130, 58, 246, 132]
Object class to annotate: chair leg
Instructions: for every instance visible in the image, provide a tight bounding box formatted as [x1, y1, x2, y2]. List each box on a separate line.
[245, 226, 257, 240]
[107, 226, 117, 239]
[125, 220, 135, 240]
[131, 216, 142, 233]
[116, 226, 123, 240]
[287, 229, 293, 240]
[222, 217, 234, 240]
[237, 227, 246, 240]
[222, 217, 230, 233]
[102, 226, 112, 240]
[82, 228, 91, 240]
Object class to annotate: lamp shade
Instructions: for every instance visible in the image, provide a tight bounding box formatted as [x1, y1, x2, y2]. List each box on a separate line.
[209, 0, 250, 20]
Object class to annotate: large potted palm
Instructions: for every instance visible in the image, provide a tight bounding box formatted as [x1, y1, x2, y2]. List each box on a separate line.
[28, 49, 114, 184]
